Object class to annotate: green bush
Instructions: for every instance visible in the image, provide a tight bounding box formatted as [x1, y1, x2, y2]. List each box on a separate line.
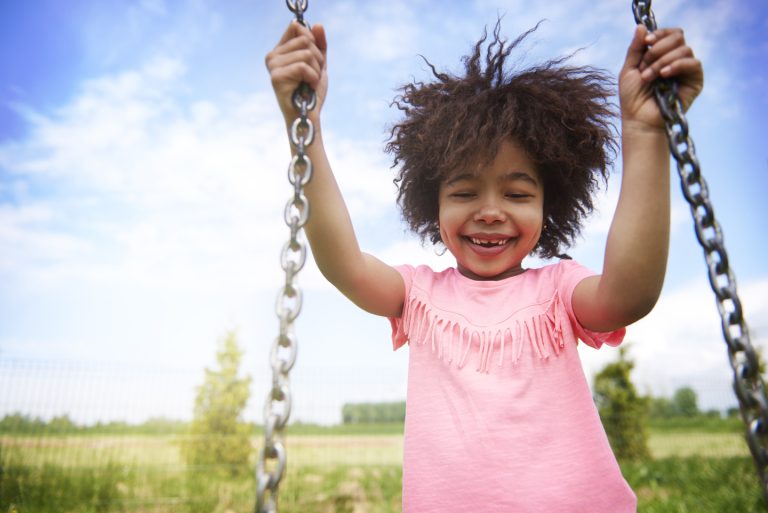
[594, 346, 651, 461]
[623, 456, 765, 512]
[182, 332, 253, 478]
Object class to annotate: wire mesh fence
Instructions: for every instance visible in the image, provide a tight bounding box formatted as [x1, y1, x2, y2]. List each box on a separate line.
[0, 357, 761, 512]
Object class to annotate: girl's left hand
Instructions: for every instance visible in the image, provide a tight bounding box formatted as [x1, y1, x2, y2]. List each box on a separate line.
[619, 25, 703, 129]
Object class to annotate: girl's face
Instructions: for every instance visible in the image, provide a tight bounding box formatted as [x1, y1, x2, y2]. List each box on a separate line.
[438, 139, 544, 281]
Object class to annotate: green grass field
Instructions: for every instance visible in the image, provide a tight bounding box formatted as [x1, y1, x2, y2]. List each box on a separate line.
[1, 429, 765, 512]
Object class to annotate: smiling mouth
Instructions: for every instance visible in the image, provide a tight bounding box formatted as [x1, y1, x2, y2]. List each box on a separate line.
[466, 236, 511, 248]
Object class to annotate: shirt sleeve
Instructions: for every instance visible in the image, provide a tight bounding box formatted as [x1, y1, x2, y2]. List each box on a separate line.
[557, 259, 626, 349]
[388, 264, 415, 351]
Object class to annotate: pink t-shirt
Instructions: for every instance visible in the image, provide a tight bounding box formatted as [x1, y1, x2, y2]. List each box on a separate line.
[389, 260, 636, 513]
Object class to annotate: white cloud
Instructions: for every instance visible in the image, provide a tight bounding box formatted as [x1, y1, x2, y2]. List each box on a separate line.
[324, 1, 420, 62]
[0, 39, 406, 320]
[661, 0, 742, 62]
[1, 57, 295, 285]
[0, 203, 92, 278]
[580, 181, 693, 248]
[2, 89, 277, 292]
[325, 136, 398, 221]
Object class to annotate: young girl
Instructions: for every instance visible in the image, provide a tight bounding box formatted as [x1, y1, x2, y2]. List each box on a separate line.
[266, 18, 703, 513]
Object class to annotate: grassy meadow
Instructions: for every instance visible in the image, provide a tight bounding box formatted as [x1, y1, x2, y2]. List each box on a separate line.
[1, 423, 766, 512]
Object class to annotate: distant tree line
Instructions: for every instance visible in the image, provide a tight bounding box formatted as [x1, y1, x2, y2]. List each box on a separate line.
[0, 413, 189, 435]
[648, 386, 712, 418]
[342, 401, 406, 424]
[337, 384, 730, 429]
[1, 331, 741, 456]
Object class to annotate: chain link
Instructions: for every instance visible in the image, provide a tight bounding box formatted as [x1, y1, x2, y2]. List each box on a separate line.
[255, 1, 314, 511]
[632, 0, 768, 505]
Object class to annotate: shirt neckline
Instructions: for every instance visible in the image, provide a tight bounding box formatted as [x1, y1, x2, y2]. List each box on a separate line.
[448, 266, 535, 287]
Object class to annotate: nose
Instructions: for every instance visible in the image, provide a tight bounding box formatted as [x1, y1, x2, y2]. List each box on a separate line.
[474, 198, 505, 224]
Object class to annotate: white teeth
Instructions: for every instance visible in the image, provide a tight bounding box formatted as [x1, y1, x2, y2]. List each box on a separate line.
[470, 237, 507, 246]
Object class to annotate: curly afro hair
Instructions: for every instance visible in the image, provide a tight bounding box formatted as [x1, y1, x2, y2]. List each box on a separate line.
[385, 20, 618, 259]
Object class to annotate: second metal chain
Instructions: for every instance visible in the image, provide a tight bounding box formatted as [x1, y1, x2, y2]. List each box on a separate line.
[632, 0, 768, 505]
[255, 1, 314, 512]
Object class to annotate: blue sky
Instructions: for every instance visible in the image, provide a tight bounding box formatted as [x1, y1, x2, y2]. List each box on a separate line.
[1, 0, 767, 425]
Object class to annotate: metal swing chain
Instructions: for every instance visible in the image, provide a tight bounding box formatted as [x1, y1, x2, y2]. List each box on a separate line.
[632, 0, 768, 504]
[255, 1, 314, 512]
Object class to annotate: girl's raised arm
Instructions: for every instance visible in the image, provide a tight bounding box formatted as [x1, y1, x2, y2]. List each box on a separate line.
[265, 21, 405, 318]
[573, 25, 703, 332]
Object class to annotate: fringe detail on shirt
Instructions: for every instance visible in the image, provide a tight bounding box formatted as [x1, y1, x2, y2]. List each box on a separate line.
[400, 291, 570, 373]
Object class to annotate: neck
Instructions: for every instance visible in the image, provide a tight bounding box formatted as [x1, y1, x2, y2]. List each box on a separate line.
[457, 264, 526, 281]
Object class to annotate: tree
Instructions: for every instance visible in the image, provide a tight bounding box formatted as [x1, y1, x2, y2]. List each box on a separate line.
[184, 331, 253, 476]
[671, 386, 699, 417]
[647, 386, 701, 419]
[341, 401, 406, 424]
[593, 346, 650, 461]
[48, 414, 78, 434]
[648, 396, 675, 418]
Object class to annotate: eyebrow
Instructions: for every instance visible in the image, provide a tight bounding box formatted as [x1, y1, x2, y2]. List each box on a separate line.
[445, 170, 539, 186]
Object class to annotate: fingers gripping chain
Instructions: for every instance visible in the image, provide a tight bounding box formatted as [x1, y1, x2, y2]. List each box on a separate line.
[286, 0, 309, 27]
[632, 0, 768, 504]
[255, 2, 315, 512]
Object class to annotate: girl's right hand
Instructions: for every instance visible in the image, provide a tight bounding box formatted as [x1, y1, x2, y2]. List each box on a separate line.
[265, 21, 328, 126]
